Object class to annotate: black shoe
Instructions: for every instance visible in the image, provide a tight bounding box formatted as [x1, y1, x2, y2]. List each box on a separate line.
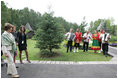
[16, 66, 19, 68]
[7, 73, 12, 75]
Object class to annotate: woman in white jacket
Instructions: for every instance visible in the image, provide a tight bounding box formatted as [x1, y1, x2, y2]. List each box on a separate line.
[1, 23, 19, 78]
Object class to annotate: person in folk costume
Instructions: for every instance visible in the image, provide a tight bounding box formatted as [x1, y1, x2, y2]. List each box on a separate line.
[65, 28, 75, 53]
[1, 23, 20, 78]
[91, 30, 100, 53]
[18, 26, 31, 64]
[74, 28, 82, 52]
[98, 28, 103, 53]
[99, 30, 111, 57]
[83, 30, 91, 52]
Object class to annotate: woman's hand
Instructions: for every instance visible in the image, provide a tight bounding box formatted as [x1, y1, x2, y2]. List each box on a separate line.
[5, 53, 9, 57]
[16, 43, 18, 46]
[107, 36, 110, 39]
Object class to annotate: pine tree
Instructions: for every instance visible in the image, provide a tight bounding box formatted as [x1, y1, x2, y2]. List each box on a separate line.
[35, 12, 64, 57]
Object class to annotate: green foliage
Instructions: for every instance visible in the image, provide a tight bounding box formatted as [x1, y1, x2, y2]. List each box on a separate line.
[89, 18, 117, 35]
[79, 16, 88, 34]
[1, 1, 42, 32]
[1, 1, 117, 38]
[1, 1, 11, 32]
[35, 12, 64, 57]
[53, 17, 80, 32]
[89, 21, 94, 33]
[110, 25, 117, 35]
[25, 29, 29, 33]
[1, 1, 81, 34]
[109, 35, 117, 43]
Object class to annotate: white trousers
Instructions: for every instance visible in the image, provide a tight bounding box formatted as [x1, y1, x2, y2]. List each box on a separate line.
[6, 50, 18, 75]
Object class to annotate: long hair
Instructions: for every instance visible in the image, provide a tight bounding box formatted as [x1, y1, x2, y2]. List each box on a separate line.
[20, 26, 26, 33]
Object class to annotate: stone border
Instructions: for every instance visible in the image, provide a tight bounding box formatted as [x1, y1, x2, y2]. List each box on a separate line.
[12, 60, 116, 64]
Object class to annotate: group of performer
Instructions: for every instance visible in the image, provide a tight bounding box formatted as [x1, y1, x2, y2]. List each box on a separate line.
[65, 28, 111, 56]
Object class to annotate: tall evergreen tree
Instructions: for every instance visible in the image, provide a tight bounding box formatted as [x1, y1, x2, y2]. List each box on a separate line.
[35, 12, 64, 57]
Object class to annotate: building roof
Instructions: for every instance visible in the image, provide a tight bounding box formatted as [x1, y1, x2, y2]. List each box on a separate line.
[25, 23, 33, 31]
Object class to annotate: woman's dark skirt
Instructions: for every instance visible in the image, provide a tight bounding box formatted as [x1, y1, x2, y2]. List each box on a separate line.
[18, 44, 27, 51]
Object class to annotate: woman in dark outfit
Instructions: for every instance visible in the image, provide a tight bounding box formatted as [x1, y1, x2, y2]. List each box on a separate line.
[18, 26, 31, 64]
[11, 25, 18, 63]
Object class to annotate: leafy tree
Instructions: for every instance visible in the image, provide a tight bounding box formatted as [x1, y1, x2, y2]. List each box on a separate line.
[88, 18, 117, 35]
[1, 1, 117, 37]
[1, 1, 11, 32]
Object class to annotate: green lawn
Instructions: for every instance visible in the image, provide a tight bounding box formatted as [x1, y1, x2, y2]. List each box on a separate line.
[2, 39, 112, 61]
[17, 39, 112, 61]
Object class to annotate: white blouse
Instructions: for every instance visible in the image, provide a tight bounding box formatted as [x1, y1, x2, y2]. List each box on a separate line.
[99, 33, 111, 43]
[2, 31, 14, 54]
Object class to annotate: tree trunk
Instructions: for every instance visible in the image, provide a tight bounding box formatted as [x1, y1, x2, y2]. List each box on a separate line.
[49, 48, 52, 53]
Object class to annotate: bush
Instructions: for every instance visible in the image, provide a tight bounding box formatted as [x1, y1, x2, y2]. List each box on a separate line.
[110, 35, 117, 42]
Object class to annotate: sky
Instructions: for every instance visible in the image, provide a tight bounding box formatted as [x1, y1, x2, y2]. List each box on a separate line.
[2, 0, 118, 29]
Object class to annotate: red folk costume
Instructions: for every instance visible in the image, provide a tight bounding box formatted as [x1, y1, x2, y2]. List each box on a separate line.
[98, 32, 103, 42]
[74, 32, 82, 43]
[91, 34, 100, 50]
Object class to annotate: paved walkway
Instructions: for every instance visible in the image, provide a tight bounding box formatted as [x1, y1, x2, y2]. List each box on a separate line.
[1, 46, 117, 78]
[1, 64, 117, 78]
[109, 46, 117, 55]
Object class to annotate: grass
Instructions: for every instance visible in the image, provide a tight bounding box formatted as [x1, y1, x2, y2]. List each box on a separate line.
[2, 39, 112, 61]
